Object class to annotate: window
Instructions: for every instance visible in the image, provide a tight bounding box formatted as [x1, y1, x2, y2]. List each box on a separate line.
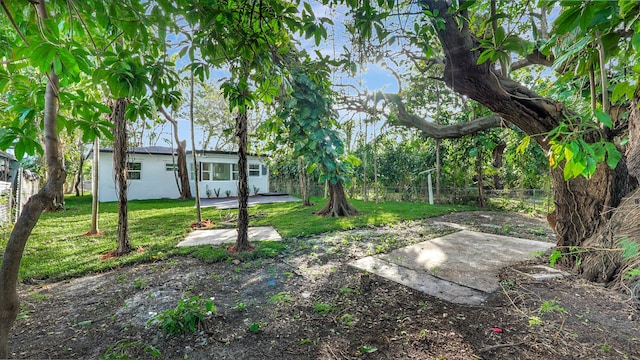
[189, 163, 195, 180]
[165, 163, 177, 172]
[201, 162, 211, 181]
[199, 162, 232, 181]
[212, 163, 231, 180]
[262, 165, 267, 176]
[232, 164, 238, 180]
[249, 164, 260, 177]
[127, 162, 141, 180]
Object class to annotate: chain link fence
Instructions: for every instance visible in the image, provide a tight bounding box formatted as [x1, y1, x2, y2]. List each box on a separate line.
[270, 180, 554, 214]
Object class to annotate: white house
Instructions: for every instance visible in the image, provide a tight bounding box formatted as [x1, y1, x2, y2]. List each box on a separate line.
[97, 146, 269, 202]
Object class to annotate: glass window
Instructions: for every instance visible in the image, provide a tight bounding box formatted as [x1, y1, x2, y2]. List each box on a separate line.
[189, 163, 195, 180]
[212, 163, 231, 180]
[249, 164, 260, 177]
[201, 163, 211, 181]
[127, 162, 141, 180]
[165, 163, 177, 172]
[232, 164, 238, 180]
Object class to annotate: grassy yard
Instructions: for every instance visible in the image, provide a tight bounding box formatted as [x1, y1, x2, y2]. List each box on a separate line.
[0, 195, 472, 282]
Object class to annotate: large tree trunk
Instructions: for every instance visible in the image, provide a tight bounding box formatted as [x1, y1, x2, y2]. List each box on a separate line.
[112, 98, 132, 256]
[419, 0, 635, 282]
[0, 37, 64, 360]
[233, 110, 251, 252]
[159, 107, 192, 199]
[317, 181, 358, 217]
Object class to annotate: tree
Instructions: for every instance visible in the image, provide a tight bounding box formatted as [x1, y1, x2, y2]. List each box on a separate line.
[171, 0, 329, 251]
[159, 107, 192, 199]
[340, 0, 640, 286]
[0, 1, 177, 355]
[267, 58, 359, 216]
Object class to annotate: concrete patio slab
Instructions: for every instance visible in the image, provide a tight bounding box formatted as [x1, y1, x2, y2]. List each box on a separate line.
[199, 194, 300, 209]
[350, 230, 554, 305]
[177, 226, 282, 247]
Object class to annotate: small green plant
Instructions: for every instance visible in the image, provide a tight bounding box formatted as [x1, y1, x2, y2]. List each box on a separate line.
[528, 315, 543, 326]
[101, 340, 162, 360]
[249, 321, 267, 334]
[205, 185, 212, 198]
[299, 338, 311, 345]
[233, 302, 246, 311]
[538, 297, 567, 315]
[30, 292, 47, 301]
[313, 302, 333, 315]
[253, 186, 260, 195]
[133, 278, 148, 290]
[148, 296, 216, 334]
[269, 291, 292, 304]
[214, 187, 221, 198]
[359, 345, 378, 353]
[225, 189, 232, 197]
[340, 287, 353, 294]
[339, 313, 354, 326]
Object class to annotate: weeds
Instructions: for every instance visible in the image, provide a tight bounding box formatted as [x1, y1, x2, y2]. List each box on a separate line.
[148, 296, 216, 334]
[313, 302, 333, 315]
[269, 292, 292, 304]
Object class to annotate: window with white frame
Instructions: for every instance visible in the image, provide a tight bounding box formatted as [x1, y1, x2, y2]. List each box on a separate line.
[249, 164, 260, 177]
[165, 162, 177, 172]
[127, 162, 142, 180]
[232, 164, 239, 180]
[198, 162, 233, 181]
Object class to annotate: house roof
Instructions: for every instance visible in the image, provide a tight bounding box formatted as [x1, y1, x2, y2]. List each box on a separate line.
[98, 146, 263, 157]
[99, 146, 177, 155]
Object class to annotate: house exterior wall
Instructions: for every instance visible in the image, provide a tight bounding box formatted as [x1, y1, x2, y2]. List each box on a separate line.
[98, 150, 269, 202]
[98, 152, 181, 202]
[189, 153, 269, 199]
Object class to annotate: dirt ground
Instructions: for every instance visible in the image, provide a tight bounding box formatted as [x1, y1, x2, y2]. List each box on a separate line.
[10, 211, 640, 359]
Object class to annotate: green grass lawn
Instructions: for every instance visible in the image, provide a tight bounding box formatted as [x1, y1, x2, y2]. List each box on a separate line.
[0, 195, 473, 282]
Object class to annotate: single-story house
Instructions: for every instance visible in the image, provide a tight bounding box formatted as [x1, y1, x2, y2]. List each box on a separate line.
[96, 146, 269, 202]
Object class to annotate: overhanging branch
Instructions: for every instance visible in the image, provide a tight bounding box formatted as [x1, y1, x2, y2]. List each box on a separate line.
[381, 93, 503, 139]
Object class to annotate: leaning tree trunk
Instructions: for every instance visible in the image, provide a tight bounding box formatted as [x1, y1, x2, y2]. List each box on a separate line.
[112, 98, 132, 256]
[159, 107, 192, 199]
[317, 181, 358, 217]
[0, 63, 64, 359]
[234, 110, 251, 252]
[420, 0, 636, 282]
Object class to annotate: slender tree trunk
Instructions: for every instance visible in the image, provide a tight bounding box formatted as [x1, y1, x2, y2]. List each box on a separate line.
[317, 181, 358, 217]
[112, 98, 131, 256]
[234, 110, 251, 251]
[73, 141, 85, 196]
[89, 137, 100, 235]
[298, 156, 311, 206]
[159, 107, 192, 199]
[435, 140, 441, 204]
[475, 142, 485, 208]
[0, 45, 64, 360]
[190, 66, 202, 222]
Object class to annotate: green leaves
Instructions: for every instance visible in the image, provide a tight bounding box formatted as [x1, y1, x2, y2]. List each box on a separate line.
[548, 138, 621, 181]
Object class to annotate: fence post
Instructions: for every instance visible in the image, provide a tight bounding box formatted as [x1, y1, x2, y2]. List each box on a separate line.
[533, 189, 536, 213]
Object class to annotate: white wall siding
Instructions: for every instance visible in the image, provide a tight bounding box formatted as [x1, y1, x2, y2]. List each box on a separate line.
[98, 152, 181, 202]
[98, 150, 269, 202]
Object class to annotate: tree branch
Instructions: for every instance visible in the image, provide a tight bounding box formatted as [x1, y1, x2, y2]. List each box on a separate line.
[381, 93, 503, 139]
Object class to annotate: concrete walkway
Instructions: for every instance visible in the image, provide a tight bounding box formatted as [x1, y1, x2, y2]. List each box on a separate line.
[349, 230, 556, 305]
[177, 226, 282, 247]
